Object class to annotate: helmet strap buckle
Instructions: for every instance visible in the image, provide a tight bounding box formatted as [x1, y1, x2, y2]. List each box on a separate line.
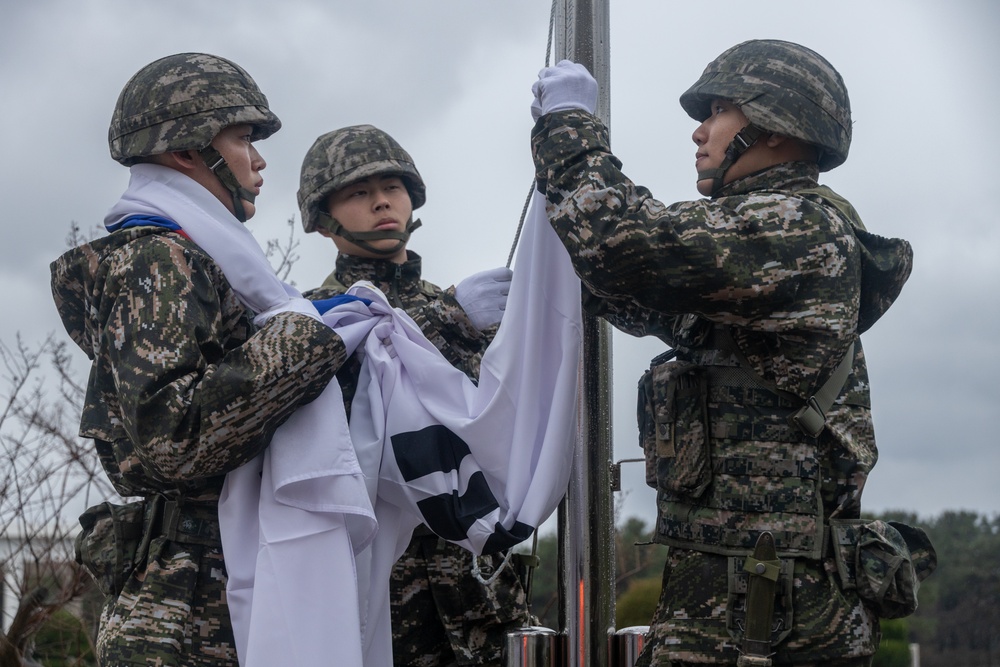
[199, 145, 254, 222]
[702, 124, 767, 196]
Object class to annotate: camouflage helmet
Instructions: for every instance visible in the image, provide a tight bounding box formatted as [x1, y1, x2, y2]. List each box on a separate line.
[679, 39, 852, 171]
[298, 124, 426, 234]
[109, 52, 281, 166]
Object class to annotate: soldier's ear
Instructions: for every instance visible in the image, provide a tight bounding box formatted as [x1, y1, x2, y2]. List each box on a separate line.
[764, 133, 788, 148]
[152, 150, 200, 173]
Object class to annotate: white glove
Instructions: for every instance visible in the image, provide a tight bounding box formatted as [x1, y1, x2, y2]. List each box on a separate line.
[454, 267, 513, 330]
[531, 60, 598, 121]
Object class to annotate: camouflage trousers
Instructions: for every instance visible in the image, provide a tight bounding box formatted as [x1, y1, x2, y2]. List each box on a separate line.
[390, 532, 531, 666]
[97, 539, 238, 666]
[636, 548, 878, 666]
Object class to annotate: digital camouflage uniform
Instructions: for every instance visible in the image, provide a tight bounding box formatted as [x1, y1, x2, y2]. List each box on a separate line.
[299, 125, 530, 666]
[530, 41, 930, 666]
[51, 53, 346, 666]
[51, 228, 343, 666]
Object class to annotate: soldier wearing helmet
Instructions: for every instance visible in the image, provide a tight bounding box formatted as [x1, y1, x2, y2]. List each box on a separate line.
[298, 124, 426, 262]
[298, 124, 527, 666]
[51, 53, 345, 665]
[679, 39, 853, 197]
[530, 41, 934, 665]
[109, 51, 282, 222]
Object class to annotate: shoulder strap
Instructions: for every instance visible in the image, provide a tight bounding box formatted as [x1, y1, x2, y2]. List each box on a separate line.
[791, 343, 854, 437]
[716, 327, 854, 438]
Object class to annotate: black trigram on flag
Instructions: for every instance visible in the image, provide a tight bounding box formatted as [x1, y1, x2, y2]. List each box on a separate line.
[391, 424, 533, 554]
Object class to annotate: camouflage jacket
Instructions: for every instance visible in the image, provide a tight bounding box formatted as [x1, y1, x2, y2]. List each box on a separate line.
[51, 226, 344, 498]
[50, 225, 344, 664]
[532, 110, 913, 662]
[306, 250, 491, 413]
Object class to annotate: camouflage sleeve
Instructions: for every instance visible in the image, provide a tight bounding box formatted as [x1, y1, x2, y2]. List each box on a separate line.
[530, 110, 858, 330]
[583, 287, 678, 344]
[103, 236, 344, 483]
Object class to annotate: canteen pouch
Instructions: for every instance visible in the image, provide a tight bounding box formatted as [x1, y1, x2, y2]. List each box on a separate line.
[75, 500, 146, 599]
[828, 518, 937, 619]
[638, 356, 711, 498]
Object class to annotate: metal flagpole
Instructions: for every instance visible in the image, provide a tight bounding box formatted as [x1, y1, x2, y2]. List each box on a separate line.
[504, 2, 617, 665]
[551, 2, 614, 667]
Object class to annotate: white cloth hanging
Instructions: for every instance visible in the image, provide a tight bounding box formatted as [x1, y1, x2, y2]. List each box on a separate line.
[343, 189, 582, 664]
[107, 165, 582, 667]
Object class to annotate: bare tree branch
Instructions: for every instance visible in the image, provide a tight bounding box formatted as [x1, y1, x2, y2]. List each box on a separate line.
[264, 215, 301, 283]
[1, 335, 110, 664]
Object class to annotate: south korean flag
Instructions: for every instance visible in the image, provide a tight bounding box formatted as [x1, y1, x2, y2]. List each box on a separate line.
[222, 189, 583, 667]
[352, 189, 581, 556]
[343, 190, 583, 664]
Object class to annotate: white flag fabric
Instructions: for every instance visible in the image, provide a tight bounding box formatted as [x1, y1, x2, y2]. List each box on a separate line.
[105, 166, 581, 666]
[344, 188, 583, 663]
[218, 189, 582, 666]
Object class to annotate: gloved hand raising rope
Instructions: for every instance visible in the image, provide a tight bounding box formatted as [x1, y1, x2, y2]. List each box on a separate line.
[530, 59, 598, 121]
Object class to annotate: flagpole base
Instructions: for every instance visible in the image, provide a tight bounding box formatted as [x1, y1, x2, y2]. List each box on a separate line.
[506, 626, 566, 666]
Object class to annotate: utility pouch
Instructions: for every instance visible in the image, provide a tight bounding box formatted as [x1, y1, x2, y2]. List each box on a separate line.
[75, 500, 146, 599]
[828, 518, 937, 619]
[638, 355, 711, 498]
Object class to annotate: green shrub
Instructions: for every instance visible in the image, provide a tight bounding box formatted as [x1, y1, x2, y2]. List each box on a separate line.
[616, 576, 660, 628]
[873, 618, 910, 667]
[32, 608, 96, 667]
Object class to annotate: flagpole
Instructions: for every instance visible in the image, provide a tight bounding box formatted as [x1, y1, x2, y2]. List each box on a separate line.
[552, 2, 614, 666]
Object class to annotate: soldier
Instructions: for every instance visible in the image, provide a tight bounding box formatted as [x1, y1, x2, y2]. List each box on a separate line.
[51, 53, 346, 665]
[529, 42, 934, 665]
[297, 124, 531, 666]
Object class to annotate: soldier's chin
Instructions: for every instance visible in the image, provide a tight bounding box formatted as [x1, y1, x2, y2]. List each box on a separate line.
[696, 178, 714, 197]
[239, 200, 257, 221]
[371, 244, 406, 261]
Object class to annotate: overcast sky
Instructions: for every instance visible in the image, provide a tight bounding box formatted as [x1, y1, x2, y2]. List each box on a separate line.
[1, 0, 997, 530]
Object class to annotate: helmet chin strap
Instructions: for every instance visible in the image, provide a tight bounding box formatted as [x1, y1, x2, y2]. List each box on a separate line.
[318, 212, 422, 257]
[697, 124, 767, 196]
[199, 145, 257, 223]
